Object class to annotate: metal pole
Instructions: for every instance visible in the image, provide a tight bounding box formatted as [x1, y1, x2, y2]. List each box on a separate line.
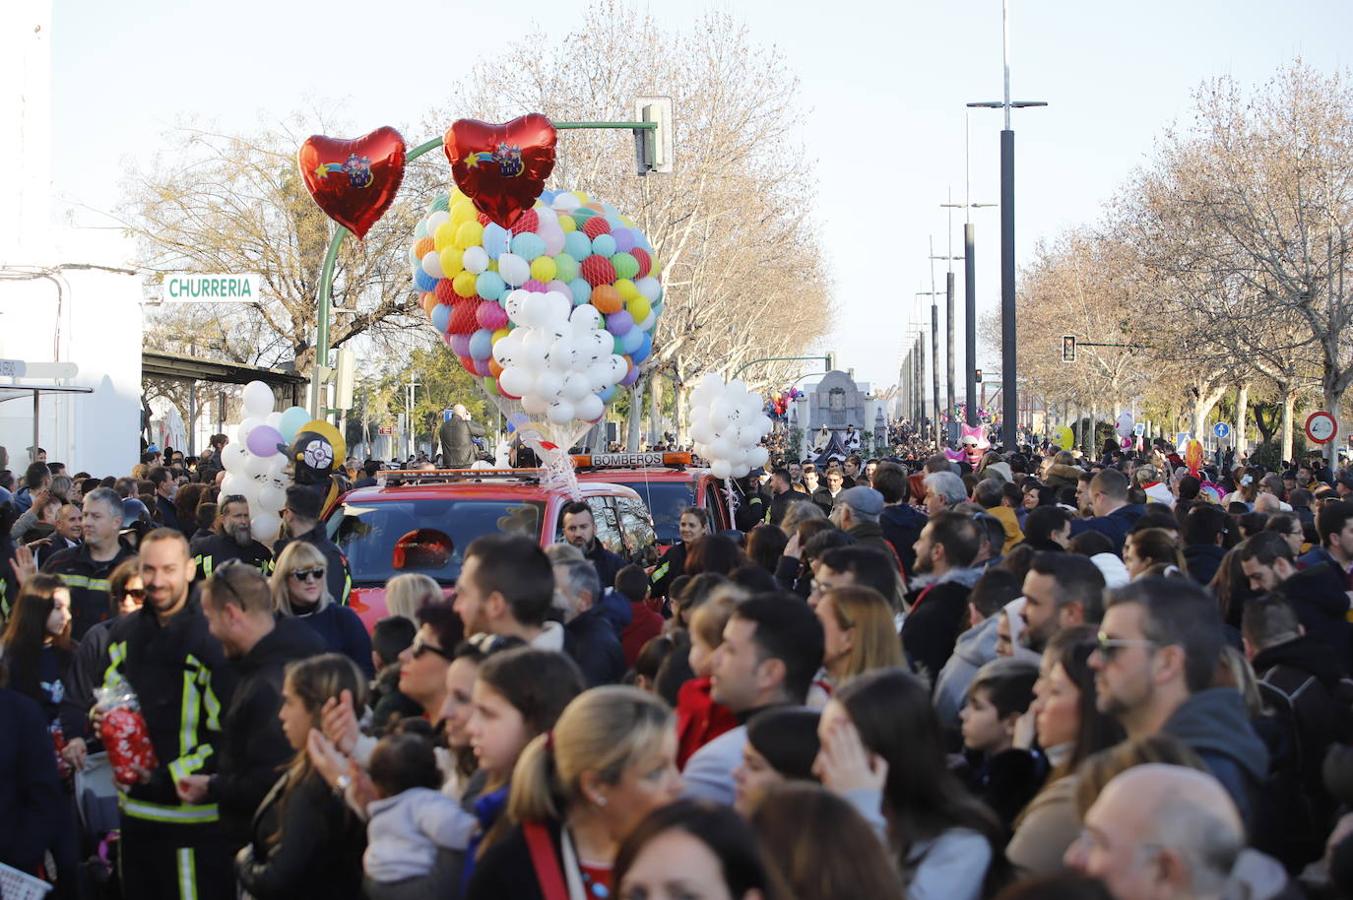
[931, 304, 941, 450]
[945, 270, 955, 433]
[965, 223, 978, 427]
[1000, 127, 1016, 449]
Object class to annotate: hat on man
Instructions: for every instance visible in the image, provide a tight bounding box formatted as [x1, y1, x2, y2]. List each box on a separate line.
[835, 486, 884, 517]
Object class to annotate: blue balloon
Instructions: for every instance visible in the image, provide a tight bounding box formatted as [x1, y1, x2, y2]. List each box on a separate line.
[598, 385, 616, 403]
[621, 326, 644, 354]
[429, 195, 450, 213]
[468, 328, 493, 359]
[604, 214, 624, 229]
[591, 234, 617, 258]
[569, 278, 592, 306]
[564, 231, 592, 260]
[278, 406, 310, 443]
[631, 332, 653, 364]
[539, 190, 558, 204]
[414, 269, 438, 292]
[431, 303, 451, 332]
[475, 271, 507, 301]
[414, 220, 428, 239]
[510, 232, 547, 261]
[483, 223, 511, 259]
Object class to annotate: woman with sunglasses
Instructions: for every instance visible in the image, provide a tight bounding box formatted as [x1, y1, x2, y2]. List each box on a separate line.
[392, 604, 464, 725]
[272, 541, 374, 677]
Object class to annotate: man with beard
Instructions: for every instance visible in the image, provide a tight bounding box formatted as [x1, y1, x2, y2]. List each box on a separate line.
[903, 511, 984, 682]
[191, 494, 273, 581]
[99, 529, 237, 900]
[1019, 552, 1106, 653]
[179, 562, 324, 849]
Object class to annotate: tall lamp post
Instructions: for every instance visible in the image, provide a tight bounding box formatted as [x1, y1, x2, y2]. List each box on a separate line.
[930, 224, 964, 441]
[941, 112, 996, 428]
[968, 0, 1046, 448]
[916, 290, 944, 449]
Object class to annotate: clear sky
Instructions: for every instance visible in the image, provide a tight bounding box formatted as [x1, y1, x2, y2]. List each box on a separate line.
[50, 0, 1353, 394]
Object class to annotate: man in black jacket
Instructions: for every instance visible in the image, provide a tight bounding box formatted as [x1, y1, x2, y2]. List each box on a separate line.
[192, 494, 273, 580]
[559, 500, 626, 589]
[766, 467, 806, 527]
[180, 562, 326, 848]
[875, 462, 928, 577]
[903, 511, 984, 682]
[148, 465, 188, 536]
[275, 485, 351, 605]
[102, 529, 237, 900]
[44, 487, 136, 640]
[438, 404, 485, 468]
[1239, 531, 1352, 666]
[554, 557, 625, 686]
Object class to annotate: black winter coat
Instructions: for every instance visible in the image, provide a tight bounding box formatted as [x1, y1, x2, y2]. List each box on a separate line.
[0, 689, 65, 875]
[902, 580, 972, 684]
[236, 770, 366, 900]
[209, 618, 327, 847]
[466, 818, 567, 900]
[564, 607, 627, 687]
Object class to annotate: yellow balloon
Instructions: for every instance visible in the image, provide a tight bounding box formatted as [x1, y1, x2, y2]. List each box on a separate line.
[558, 215, 577, 234]
[433, 220, 458, 252]
[492, 327, 511, 343]
[450, 199, 476, 226]
[615, 278, 640, 301]
[620, 216, 637, 228]
[530, 256, 557, 283]
[626, 296, 651, 322]
[450, 188, 466, 203]
[455, 220, 484, 249]
[571, 191, 589, 203]
[439, 246, 464, 278]
[452, 271, 478, 298]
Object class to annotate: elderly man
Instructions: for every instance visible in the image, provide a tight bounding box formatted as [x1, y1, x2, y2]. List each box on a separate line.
[552, 556, 625, 687]
[438, 403, 485, 468]
[830, 486, 900, 566]
[922, 470, 967, 516]
[1066, 764, 1244, 900]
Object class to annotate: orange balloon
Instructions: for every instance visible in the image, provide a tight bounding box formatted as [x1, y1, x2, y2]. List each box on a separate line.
[420, 292, 437, 315]
[415, 237, 435, 257]
[591, 284, 623, 314]
[489, 359, 504, 378]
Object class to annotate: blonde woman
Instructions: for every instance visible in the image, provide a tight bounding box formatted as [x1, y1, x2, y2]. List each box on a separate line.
[466, 686, 682, 899]
[815, 585, 904, 688]
[384, 573, 444, 621]
[272, 541, 374, 677]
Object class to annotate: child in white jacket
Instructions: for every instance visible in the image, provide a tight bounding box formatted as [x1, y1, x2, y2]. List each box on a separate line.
[363, 732, 477, 900]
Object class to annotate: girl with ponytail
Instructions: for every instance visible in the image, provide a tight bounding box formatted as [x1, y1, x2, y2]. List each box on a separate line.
[466, 685, 682, 900]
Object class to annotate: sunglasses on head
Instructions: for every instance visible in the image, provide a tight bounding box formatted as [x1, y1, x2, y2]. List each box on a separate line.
[289, 567, 325, 582]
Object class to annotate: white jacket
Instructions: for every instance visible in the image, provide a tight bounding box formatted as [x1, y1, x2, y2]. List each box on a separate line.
[363, 787, 476, 883]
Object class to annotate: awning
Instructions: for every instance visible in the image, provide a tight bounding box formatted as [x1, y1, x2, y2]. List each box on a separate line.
[141, 351, 307, 387]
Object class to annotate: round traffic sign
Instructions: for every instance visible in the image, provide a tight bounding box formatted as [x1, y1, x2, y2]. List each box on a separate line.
[1213, 422, 1231, 439]
[1305, 411, 1338, 445]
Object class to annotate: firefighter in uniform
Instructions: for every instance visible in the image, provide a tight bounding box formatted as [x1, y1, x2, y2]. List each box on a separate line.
[100, 528, 237, 900]
[191, 494, 272, 582]
[43, 487, 135, 640]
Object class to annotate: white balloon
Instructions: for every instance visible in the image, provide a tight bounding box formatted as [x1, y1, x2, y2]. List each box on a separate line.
[250, 511, 282, 544]
[605, 355, 628, 383]
[534, 206, 559, 228]
[571, 304, 603, 331]
[221, 472, 248, 496]
[242, 381, 274, 417]
[731, 463, 751, 479]
[500, 366, 533, 397]
[689, 422, 714, 446]
[462, 246, 489, 274]
[699, 373, 723, 394]
[709, 437, 734, 461]
[748, 446, 770, 468]
[635, 276, 663, 302]
[533, 370, 564, 399]
[727, 378, 749, 397]
[576, 393, 604, 422]
[421, 250, 444, 279]
[710, 459, 732, 480]
[547, 336, 576, 372]
[256, 484, 286, 512]
[546, 399, 575, 424]
[426, 210, 450, 234]
[237, 416, 262, 444]
[221, 444, 249, 473]
[244, 452, 272, 477]
[552, 193, 582, 213]
[498, 253, 530, 287]
[504, 290, 529, 324]
[493, 332, 521, 367]
[521, 394, 548, 416]
[586, 363, 612, 392]
[543, 291, 571, 327]
[562, 372, 592, 402]
[265, 411, 282, 430]
[520, 331, 551, 369]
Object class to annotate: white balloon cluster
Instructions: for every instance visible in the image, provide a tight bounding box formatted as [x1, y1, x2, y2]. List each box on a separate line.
[492, 289, 630, 427]
[688, 375, 772, 480]
[218, 380, 301, 544]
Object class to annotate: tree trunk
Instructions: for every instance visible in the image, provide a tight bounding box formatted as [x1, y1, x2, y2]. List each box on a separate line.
[1280, 391, 1296, 467]
[648, 373, 662, 446]
[1190, 384, 1227, 440]
[626, 377, 645, 451]
[1235, 383, 1248, 457]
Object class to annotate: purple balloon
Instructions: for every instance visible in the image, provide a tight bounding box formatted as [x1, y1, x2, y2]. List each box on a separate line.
[612, 228, 636, 253]
[606, 310, 634, 336]
[246, 424, 284, 458]
[473, 357, 493, 377]
[449, 333, 472, 357]
[620, 364, 641, 387]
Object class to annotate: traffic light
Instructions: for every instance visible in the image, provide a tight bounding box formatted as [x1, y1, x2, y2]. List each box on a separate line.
[633, 97, 674, 176]
[825, 352, 836, 371]
[974, 368, 983, 383]
[1061, 335, 1077, 363]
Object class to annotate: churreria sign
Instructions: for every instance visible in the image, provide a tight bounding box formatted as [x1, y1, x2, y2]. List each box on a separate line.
[162, 273, 262, 303]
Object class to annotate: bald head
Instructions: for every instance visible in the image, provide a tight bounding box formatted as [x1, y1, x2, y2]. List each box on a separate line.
[453, 404, 468, 419]
[1070, 765, 1242, 900]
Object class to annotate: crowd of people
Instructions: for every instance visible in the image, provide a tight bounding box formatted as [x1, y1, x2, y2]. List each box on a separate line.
[5, 430, 1353, 899]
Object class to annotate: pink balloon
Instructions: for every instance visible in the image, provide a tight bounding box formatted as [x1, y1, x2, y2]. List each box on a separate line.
[477, 302, 509, 330]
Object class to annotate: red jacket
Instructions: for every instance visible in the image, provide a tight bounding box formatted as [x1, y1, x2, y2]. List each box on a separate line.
[620, 602, 664, 669]
[675, 677, 738, 769]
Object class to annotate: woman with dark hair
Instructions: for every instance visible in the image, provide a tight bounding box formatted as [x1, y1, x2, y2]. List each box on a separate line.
[732, 707, 820, 816]
[0, 574, 73, 744]
[751, 783, 905, 900]
[1023, 506, 1072, 553]
[775, 517, 838, 597]
[174, 483, 207, 539]
[1006, 626, 1126, 875]
[236, 653, 369, 899]
[683, 533, 745, 578]
[745, 524, 788, 575]
[650, 508, 710, 602]
[1122, 528, 1188, 581]
[614, 800, 786, 900]
[817, 667, 1004, 900]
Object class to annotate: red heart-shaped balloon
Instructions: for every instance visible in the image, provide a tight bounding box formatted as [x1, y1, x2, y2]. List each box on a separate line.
[444, 115, 557, 229]
[298, 127, 406, 239]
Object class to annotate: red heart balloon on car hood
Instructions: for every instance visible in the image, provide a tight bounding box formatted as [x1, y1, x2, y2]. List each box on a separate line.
[298, 126, 407, 239]
[444, 114, 557, 229]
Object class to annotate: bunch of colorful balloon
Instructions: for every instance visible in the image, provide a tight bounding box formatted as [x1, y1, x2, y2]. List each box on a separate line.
[766, 387, 804, 421]
[218, 381, 312, 543]
[688, 375, 773, 480]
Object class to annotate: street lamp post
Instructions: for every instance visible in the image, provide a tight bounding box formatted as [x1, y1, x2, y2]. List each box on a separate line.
[969, 0, 1046, 449]
[916, 291, 944, 450]
[930, 223, 964, 441]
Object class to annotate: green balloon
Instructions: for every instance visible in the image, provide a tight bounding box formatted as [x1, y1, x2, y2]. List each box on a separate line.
[430, 195, 450, 213]
[611, 252, 639, 280]
[554, 253, 579, 283]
